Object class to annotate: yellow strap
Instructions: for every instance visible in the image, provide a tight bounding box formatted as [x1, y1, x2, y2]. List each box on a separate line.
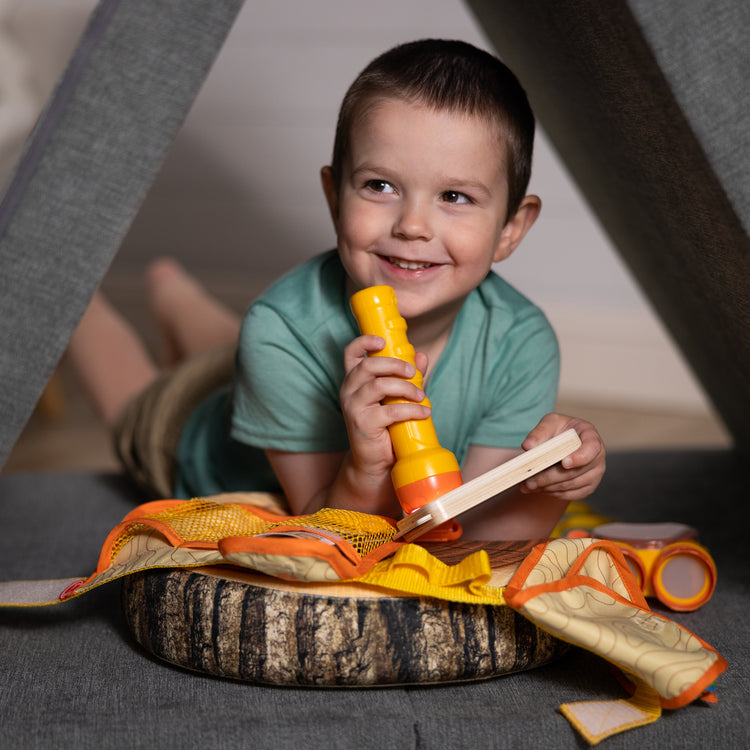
[355, 543, 506, 605]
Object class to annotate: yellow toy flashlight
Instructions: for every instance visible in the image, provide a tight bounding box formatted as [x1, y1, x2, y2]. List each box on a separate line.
[593, 522, 717, 612]
[349, 285, 463, 514]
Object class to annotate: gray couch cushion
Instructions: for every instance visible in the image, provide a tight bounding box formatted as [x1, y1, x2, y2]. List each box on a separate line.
[1, 452, 747, 748]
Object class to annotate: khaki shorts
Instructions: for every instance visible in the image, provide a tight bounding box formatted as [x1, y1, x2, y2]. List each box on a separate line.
[114, 343, 235, 498]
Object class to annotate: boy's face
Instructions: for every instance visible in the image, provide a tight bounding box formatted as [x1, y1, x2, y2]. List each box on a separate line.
[323, 98, 522, 326]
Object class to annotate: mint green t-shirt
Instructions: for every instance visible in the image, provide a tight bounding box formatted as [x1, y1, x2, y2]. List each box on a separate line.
[175, 251, 559, 498]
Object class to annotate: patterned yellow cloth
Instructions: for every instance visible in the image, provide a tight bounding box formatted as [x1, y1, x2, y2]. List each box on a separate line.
[504, 537, 726, 710]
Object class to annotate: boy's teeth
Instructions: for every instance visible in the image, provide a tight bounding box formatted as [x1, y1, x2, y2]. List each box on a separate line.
[389, 257, 433, 270]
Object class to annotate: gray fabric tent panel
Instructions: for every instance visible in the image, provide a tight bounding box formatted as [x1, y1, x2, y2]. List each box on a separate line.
[467, 0, 750, 448]
[0, 0, 244, 470]
[629, 0, 750, 237]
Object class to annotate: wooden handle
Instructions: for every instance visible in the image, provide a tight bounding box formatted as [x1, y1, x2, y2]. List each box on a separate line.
[394, 429, 582, 541]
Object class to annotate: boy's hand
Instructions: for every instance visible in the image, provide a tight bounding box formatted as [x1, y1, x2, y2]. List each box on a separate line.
[340, 334, 430, 482]
[519, 413, 606, 501]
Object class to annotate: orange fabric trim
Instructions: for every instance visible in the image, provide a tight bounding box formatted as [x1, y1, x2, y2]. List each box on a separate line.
[506, 575, 652, 613]
[90, 498, 402, 581]
[614, 648, 727, 710]
[221, 536, 353, 578]
[568, 540, 647, 606]
[355, 541, 404, 575]
[256, 524, 361, 564]
[219, 533, 403, 580]
[661, 647, 727, 709]
[91, 521, 143, 577]
[91, 499, 201, 576]
[91, 498, 285, 578]
[118, 498, 185, 521]
[504, 539, 648, 611]
[503, 540, 547, 591]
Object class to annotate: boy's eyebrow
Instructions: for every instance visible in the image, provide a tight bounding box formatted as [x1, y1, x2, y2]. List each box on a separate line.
[350, 163, 394, 179]
[442, 178, 493, 199]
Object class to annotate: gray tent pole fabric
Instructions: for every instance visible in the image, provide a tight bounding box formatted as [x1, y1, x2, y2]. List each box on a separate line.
[0, 0, 244, 469]
[466, 0, 750, 449]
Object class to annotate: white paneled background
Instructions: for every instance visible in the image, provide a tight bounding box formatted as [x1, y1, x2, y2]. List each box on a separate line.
[1, 0, 722, 421]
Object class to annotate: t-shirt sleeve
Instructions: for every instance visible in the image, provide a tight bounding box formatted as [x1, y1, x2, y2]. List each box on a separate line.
[469, 311, 560, 448]
[230, 302, 349, 453]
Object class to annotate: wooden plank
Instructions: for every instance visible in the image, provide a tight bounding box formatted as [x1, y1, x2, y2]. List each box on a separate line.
[394, 429, 581, 541]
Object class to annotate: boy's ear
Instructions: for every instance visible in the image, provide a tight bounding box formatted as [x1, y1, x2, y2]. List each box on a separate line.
[320, 166, 339, 226]
[493, 195, 542, 263]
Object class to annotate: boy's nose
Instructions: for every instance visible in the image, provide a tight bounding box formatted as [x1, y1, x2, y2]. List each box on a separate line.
[393, 199, 433, 241]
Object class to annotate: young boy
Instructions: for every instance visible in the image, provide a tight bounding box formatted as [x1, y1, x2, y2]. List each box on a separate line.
[70, 39, 605, 540]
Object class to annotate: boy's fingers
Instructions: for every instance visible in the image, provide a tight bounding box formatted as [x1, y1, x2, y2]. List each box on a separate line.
[381, 401, 432, 424]
[414, 351, 429, 376]
[526, 435, 604, 484]
[342, 359, 416, 400]
[521, 412, 569, 449]
[343, 335, 386, 370]
[523, 463, 569, 491]
[348, 400, 431, 440]
[523, 415, 605, 468]
[563, 422, 606, 469]
[359, 355, 416, 380]
[522, 469, 593, 496]
[561, 442, 596, 470]
[356, 376, 425, 407]
[562, 443, 602, 470]
[344, 340, 417, 382]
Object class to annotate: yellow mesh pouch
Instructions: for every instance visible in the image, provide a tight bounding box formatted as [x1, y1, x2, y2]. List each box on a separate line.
[85, 497, 501, 603]
[92, 497, 403, 583]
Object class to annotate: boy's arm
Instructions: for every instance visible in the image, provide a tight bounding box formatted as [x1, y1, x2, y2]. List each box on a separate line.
[458, 414, 605, 540]
[265, 334, 429, 517]
[265, 448, 402, 517]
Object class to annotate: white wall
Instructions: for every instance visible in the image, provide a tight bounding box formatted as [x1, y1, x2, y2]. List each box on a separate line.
[1, 0, 716, 415]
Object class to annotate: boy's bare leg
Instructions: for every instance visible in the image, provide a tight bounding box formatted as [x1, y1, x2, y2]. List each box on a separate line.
[146, 258, 241, 367]
[68, 259, 240, 427]
[68, 292, 159, 427]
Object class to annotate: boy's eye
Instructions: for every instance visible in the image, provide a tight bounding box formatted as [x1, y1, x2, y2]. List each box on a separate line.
[366, 179, 395, 194]
[441, 191, 471, 204]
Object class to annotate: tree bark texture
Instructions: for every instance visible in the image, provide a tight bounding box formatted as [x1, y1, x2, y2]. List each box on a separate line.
[121, 542, 567, 686]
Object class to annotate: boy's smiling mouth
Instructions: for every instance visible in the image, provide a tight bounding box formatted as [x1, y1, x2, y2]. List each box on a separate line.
[386, 256, 436, 271]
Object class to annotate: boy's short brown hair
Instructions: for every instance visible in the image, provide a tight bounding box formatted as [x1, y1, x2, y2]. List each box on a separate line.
[330, 39, 536, 219]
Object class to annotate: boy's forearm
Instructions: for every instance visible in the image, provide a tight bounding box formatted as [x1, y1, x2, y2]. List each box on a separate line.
[458, 487, 569, 541]
[304, 453, 402, 517]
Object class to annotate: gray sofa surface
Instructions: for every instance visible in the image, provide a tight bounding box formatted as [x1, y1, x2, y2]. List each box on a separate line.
[1, 450, 747, 749]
